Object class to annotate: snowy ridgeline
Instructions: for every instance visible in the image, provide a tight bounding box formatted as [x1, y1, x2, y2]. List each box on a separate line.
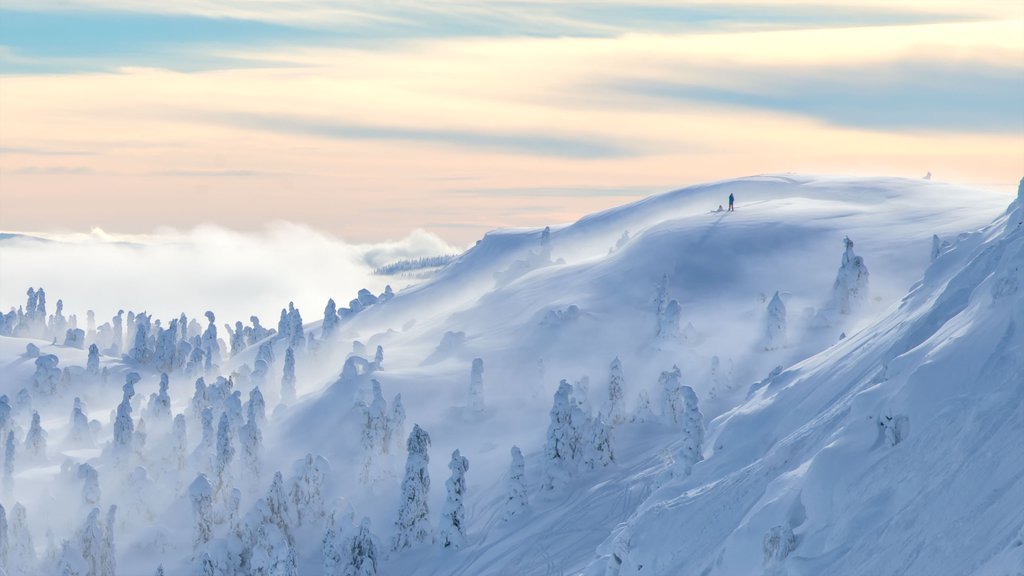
[0, 174, 1019, 576]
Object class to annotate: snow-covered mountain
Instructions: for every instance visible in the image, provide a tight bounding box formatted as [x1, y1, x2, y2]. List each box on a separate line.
[0, 174, 1019, 576]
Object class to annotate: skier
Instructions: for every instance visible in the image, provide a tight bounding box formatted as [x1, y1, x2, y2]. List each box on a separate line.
[728, 193, 735, 212]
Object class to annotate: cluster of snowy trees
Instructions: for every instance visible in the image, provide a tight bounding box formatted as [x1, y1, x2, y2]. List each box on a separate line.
[541, 358, 706, 492]
[372, 255, 457, 276]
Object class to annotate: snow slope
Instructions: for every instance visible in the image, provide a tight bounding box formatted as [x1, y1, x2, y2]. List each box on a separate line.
[0, 174, 1019, 576]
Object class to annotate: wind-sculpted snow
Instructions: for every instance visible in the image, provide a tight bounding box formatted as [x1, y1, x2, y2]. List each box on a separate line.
[594, 183, 1024, 575]
[0, 175, 1018, 575]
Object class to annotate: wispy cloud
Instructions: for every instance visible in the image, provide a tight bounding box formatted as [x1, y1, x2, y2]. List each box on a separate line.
[0, 145, 96, 156]
[609, 59, 1024, 133]
[194, 111, 635, 158]
[6, 165, 94, 174]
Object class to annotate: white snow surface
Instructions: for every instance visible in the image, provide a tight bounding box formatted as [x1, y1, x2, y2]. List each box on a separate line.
[0, 174, 1021, 576]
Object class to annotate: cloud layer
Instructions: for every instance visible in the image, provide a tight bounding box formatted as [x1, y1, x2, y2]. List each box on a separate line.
[0, 224, 460, 325]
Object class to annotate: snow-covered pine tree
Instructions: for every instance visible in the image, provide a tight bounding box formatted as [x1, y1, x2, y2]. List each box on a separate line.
[673, 385, 705, 477]
[77, 463, 101, 508]
[24, 411, 46, 462]
[360, 382, 389, 484]
[504, 446, 528, 520]
[833, 236, 870, 314]
[543, 380, 585, 490]
[189, 474, 214, 555]
[0, 503, 7, 571]
[266, 471, 294, 546]
[213, 413, 235, 504]
[3, 431, 14, 497]
[583, 413, 614, 470]
[78, 507, 102, 576]
[240, 414, 263, 496]
[659, 366, 684, 425]
[393, 424, 432, 550]
[321, 506, 349, 576]
[764, 291, 787, 351]
[101, 505, 116, 576]
[322, 299, 339, 340]
[247, 386, 267, 427]
[467, 358, 485, 415]
[633, 389, 654, 423]
[201, 311, 220, 374]
[171, 414, 188, 482]
[605, 357, 627, 425]
[229, 321, 245, 358]
[86, 344, 100, 376]
[281, 347, 296, 405]
[374, 345, 384, 369]
[9, 503, 34, 576]
[389, 394, 406, 455]
[347, 518, 380, 576]
[113, 383, 136, 466]
[289, 454, 330, 527]
[32, 354, 60, 396]
[439, 449, 469, 549]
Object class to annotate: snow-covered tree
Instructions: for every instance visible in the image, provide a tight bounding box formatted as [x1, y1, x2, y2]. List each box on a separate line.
[439, 449, 469, 548]
[633, 389, 654, 423]
[201, 311, 220, 374]
[360, 382, 389, 484]
[68, 400, 94, 448]
[373, 345, 384, 369]
[86, 345, 100, 376]
[467, 358, 485, 415]
[764, 291, 787, 351]
[281, 347, 296, 405]
[673, 386, 704, 477]
[101, 505, 116, 576]
[193, 407, 215, 475]
[32, 354, 61, 396]
[322, 299, 339, 340]
[393, 424, 432, 551]
[78, 463, 101, 508]
[113, 383, 136, 465]
[543, 380, 585, 490]
[931, 234, 942, 262]
[659, 366, 684, 425]
[240, 415, 263, 496]
[213, 413, 235, 503]
[605, 357, 627, 425]
[388, 394, 406, 455]
[229, 321, 245, 358]
[247, 386, 267, 427]
[833, 236, 870, 314]
[9, 503, 34, 576]
[583, 413, 614, 470]
[154, 319, 179, 372]
[266, 471, 294, 546]
[78, 508, 103, 576]
[189, 474, 214, 554]
[321, 506, 350, 576]
[0, 504, 8, 571]
[24, 411, 46, 462]
[171, 414, 188, 480]
[658, 299, 682, 341]
[3, 431, 14, 497]
[289, 454, 330, 527]
[504, 446, 528, 520]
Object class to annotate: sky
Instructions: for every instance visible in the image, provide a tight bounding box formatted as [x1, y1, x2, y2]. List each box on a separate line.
[0, 0, 1022, 245]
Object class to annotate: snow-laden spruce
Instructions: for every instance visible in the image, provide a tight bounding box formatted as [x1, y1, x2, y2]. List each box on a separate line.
[543, 380, 585, 490]
[467, 358, 485, 416]
[439, 449, 469, 549]
[833, 236, 869, 315]
[504, 446, 528, 521]
[281, 347, 296, 405]
[764, 291, 787, 350]
[393, 424, 431, 551]
[605, 357, 627, 425]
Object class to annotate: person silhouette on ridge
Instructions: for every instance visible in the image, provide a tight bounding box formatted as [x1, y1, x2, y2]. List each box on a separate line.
[728, 193, 735, 212]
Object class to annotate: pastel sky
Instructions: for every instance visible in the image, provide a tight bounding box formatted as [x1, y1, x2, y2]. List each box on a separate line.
[1, 0, 1022, 244]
